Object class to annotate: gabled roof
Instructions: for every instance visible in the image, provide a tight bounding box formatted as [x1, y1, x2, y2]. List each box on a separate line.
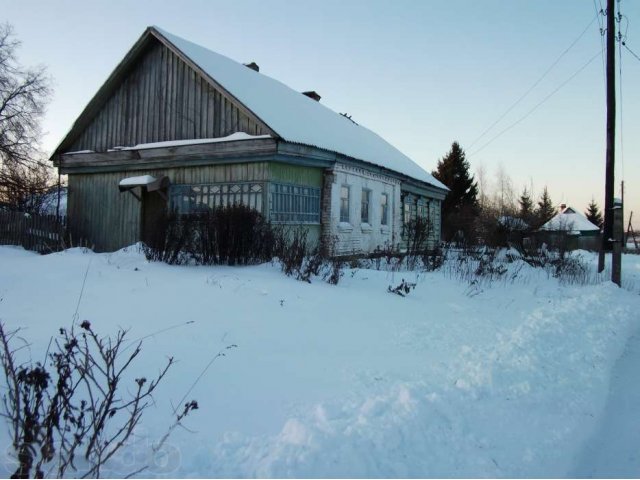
[54, 26, 446, 191]
[539, 206, 600, 233]
[498, 216, 529, 231]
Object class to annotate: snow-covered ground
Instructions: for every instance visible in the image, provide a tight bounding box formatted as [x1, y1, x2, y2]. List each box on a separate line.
[0, 245, 639, 478]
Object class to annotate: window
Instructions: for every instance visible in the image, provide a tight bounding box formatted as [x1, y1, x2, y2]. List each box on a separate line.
[403, 198, 415, 226]
[340, 185, 350, 223]
[381, 193, 389, 226]
[270, 183, 321, 224]
[418, 200, 429, 219]
[402, 194, 418, 236]
[169, 182, 264, 214]
[361, 189, 371, 224]
[402, 194, 434, 239]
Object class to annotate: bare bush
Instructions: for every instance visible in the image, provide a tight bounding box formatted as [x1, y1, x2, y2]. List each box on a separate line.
[403, 216, 435, 269]
[387, 279, 417, 297]
[0, 161, 57, 214]
[0, 320, 187, 478]
[275, 226, 310, 278]
[142, 208, 344, 285]
[323, 256, 344, 285]
[142, 205, 276, 266]
[422, 246, 446, 272]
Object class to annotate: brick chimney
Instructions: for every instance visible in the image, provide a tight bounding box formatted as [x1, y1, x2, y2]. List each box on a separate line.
[302, 91, 321, 102]
[244, 62, 259, 72]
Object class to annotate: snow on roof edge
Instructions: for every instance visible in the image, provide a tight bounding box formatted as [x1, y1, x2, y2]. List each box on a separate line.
[281, 138, 449, 191]
[119, 175, 157, 187]
[121, 132, 271, 150]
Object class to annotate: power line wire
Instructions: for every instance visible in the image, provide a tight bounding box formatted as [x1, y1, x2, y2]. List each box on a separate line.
[617, 0, 625, 181]
[467, 13, 598, 150]
[594, 0, 607, 98]
[622, 42, 640, 62]
[469, 51, 602, 157]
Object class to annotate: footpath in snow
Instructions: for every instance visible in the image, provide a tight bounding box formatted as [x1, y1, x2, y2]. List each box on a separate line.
[572, 326, 640, 477]
[0, 246, 639, 477]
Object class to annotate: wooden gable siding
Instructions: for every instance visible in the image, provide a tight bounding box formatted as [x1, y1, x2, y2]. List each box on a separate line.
[67, 42, 270, 153]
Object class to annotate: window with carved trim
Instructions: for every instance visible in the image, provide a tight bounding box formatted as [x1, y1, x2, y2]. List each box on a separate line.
[169, 182, 264, 214]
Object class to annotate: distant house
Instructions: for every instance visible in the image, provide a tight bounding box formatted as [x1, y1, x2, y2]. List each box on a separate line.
[538, 204, 600, 250]
[498, 216, 529, 232]
[496, 215, 530, 247]
[50, 26, 447, 254]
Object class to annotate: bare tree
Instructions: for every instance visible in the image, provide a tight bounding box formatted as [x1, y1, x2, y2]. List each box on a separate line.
[0, 23, 54, 211]
[0, 160, 55, 213]
[475, 162, 488, 211]
[494, 164, 517, 217]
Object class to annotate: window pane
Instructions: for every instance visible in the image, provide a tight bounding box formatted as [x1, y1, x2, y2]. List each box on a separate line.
[361, 189, 370, 223]
[269, 182, 321, 224]
[169, 182, 266, 214]
[340, 186, 350, 223]
[381, 194, 388, 226]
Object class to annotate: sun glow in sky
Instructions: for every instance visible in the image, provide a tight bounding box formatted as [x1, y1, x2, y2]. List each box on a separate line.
[5, 0, 640, 226]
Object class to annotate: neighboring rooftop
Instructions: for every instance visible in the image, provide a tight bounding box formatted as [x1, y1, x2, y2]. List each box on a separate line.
[152, 27, 446, 190]
[539, 205, 600, 233]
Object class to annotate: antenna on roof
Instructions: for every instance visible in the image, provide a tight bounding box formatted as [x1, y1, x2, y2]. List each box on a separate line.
[340, 112, 358, 125]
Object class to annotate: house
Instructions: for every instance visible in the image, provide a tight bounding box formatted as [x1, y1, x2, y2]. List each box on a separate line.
[51, 26, 448, 254]
[496, 215, 530, 247]
[538, 204, 600, 250]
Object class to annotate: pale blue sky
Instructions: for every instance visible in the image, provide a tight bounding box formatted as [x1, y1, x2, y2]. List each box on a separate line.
[5, 0, 640, 225]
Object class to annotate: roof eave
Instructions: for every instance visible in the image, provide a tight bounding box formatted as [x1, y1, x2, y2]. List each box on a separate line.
[277, 140, 448, 196]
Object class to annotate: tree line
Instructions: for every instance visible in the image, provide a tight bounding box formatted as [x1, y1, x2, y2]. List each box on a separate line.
[432, 141, 604, 244]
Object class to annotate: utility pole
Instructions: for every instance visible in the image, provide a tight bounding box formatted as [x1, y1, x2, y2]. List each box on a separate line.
[598, 0, 617, 275]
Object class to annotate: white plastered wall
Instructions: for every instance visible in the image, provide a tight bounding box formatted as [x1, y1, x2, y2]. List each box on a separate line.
[329, 163, 402, 255]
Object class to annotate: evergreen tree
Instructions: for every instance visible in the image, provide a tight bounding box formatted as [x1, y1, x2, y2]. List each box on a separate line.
[518, 188, 534, 225]
[585, 198, 603, 229]
[535, 186, 555, 226]
[432, 142, 479, 241]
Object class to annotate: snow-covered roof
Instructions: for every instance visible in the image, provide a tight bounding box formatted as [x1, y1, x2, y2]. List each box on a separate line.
[119, 175, 157, 187]
[119, 174, 170, 194]
[65, 150, 94, 155]
[498, 216, 529, 230]
[539, 206, 600, 233]
[153, 27, 447, 191]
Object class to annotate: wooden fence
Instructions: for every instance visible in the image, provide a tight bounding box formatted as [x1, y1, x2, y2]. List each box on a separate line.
[0, 211, 68, 254]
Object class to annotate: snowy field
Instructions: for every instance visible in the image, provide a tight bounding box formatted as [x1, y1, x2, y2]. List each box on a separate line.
[0, 245, 639, 478]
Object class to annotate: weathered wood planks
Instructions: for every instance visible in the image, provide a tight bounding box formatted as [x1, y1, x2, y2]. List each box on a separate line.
[68, 42, 271, 153]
